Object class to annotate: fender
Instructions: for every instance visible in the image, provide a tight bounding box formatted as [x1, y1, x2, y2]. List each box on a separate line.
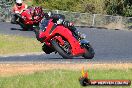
[51, 36, 65, 46]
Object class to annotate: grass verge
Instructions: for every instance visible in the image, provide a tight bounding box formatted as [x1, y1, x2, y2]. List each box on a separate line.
[0, 34, 42, 55]
[0, 69, 131, 88]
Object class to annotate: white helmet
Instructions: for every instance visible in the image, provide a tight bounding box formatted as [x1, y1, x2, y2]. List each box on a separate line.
[16, 0, 23, 3]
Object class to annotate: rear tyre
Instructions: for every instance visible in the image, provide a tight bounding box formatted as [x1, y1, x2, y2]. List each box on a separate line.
[83, 44, 95, 59]
[51, 39, 72, 59]
[19, 23, 27, 31]
[19, 23, 32, 31]
[11, 14, 17, 24]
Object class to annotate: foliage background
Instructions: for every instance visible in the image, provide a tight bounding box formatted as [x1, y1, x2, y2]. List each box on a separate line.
[33, 0, 132, 17]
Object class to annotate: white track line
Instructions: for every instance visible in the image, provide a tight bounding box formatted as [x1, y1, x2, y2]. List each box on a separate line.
[0, 52, 44, 58]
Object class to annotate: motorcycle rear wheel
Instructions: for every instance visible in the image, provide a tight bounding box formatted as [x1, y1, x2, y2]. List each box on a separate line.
[51, 39, 73, 59]
[19, 23, 33, 31]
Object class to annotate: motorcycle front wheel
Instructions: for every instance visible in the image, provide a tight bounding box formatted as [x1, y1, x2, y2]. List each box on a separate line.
[51, 39, 73, 59]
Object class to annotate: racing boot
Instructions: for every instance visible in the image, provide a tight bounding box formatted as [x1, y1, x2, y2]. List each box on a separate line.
[11, 14, 18, 24]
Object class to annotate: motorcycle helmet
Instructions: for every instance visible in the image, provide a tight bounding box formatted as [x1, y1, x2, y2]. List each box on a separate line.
[34, 6, 43, 16]
[16, 0, 23, 6]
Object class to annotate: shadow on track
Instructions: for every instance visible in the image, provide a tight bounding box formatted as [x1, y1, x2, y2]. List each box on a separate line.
[10, 28, 34, 31]
[10, 28, 23, 31]
[45, 57, 86, 60]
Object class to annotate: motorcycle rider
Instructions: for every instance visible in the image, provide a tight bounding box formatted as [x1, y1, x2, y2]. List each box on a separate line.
[11, 0, 28, 24]
[34, 12, 82, 42]
[31, 6, 44, 24]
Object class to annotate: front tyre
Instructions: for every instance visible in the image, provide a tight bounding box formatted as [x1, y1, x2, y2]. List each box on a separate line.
[51, 39, 72, 59]
[42, 44, 55, 54]
[83, 44, 95, 59]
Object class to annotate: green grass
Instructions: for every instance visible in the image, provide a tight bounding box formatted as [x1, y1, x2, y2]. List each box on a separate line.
[0, 34, 42, 55]
[0, 69, 131, 88]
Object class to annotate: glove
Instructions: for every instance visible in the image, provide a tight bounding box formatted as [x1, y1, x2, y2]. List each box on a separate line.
[15, 11, 19, 14]
[62, 21, 74, 27]
[57, 18, 63, 24]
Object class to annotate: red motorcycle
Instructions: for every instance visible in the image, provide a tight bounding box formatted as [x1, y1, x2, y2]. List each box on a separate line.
[11, 6, 44, 31]
[38, 18, 95, 59]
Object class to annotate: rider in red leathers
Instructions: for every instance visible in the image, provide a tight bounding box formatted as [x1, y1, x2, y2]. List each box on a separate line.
[31, 7, 44, 25]
[11, 4, 44, 30]
[22, 6, 44, 25]
[11, 0, 28, 24]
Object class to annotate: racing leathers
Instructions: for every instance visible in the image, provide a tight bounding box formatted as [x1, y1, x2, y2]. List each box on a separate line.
[11, 3, 28, 24]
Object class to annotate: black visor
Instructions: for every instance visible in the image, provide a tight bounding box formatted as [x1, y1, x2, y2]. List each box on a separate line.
[16, 3, 22, 6]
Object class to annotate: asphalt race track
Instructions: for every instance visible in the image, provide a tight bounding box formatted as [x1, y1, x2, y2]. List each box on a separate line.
[0, 22, 132, 63]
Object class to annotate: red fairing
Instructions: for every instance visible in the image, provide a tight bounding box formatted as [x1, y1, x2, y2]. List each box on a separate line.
[39, 19, 54, 38]
[21, 9, 33, 24]
[52, 25, 85, 55]
[20, 7, 44, 25]
[39, 19, 85, 56]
